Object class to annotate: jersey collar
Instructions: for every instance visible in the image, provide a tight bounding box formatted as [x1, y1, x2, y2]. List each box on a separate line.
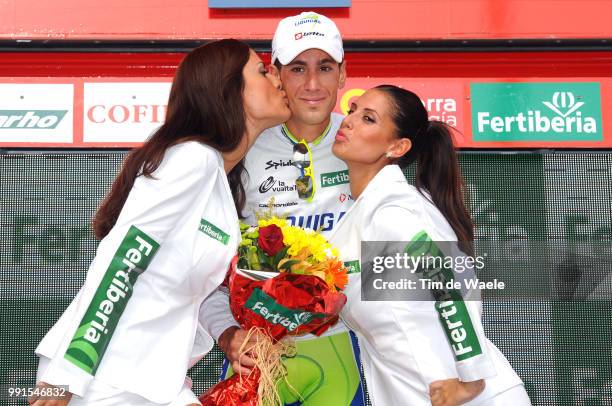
[280, 119, 333, 147]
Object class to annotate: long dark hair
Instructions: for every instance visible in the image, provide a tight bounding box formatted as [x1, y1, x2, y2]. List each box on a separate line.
[375, 85, 474, 247]
[93, 39, 250, 239]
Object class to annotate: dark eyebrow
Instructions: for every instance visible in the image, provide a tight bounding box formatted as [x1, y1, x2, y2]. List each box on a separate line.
[363, 108, 380, 119]
[351, 102, 380, 119]
[287, 58, 337, 66]
[287, 60, 307, 66]
[318, 58, 336, 65]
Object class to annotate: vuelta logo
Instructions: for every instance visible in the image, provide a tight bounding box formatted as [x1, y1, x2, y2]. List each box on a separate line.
[87, 104, 167, 124]
[259, 176, 276, 193]
[258, 176, 297, 194]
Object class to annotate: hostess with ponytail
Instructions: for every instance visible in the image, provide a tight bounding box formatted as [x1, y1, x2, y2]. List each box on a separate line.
[375, 85, 474, 246]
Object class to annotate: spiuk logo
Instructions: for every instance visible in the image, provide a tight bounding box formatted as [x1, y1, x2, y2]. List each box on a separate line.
[295, 33, 303, 40]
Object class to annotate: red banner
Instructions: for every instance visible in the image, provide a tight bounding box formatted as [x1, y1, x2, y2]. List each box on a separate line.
[1, 0, 612, 40]
[1, 77, 611, 148]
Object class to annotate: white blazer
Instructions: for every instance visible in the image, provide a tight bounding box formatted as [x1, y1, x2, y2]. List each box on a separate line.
[329, 165, 523, 406]
[35, 141, 240, 403]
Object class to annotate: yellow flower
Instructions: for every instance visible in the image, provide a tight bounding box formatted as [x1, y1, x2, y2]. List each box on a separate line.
[258, 217, 288, 229]
[251, 214, 346, 290]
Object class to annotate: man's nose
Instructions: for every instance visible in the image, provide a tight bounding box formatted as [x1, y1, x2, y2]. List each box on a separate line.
[304, 70, 321, 91]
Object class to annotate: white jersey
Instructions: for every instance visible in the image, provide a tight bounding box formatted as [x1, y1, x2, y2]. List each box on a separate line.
[200, 113, 354, 341]
[329, 165, 525, 406]
[242, 113, 352, 236]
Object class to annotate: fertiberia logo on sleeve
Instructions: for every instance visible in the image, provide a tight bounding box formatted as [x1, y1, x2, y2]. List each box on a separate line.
[64, 225, 159, 374]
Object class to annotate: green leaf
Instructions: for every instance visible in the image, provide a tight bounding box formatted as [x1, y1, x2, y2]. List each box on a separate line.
[278, 259, 300, 271]
[272, 246, 290, 267]
[258, 248, 272, 267]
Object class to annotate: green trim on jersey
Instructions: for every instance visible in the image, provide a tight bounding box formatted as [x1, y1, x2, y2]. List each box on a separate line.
[281, 119, 333, 146]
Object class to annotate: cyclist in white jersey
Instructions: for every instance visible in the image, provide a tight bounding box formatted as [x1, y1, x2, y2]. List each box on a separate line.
[200, 12, 366, 405]
[242, 113, 350, 233]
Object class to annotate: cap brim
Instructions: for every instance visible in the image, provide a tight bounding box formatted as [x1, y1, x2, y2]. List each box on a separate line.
[276, 41, 343, 65]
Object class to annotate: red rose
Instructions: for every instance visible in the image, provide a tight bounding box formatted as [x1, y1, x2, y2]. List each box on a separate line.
[258, 224, 284, 257]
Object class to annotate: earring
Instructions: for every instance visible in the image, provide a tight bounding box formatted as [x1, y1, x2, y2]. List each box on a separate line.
[386, 152, 393, 158]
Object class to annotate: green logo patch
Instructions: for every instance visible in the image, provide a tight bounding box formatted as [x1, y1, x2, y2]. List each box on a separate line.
[320, 170, 349, 188]
[64, 225, 159, 374]
[199, 219, 230, 245]
[344, 260, 361, 274]
[470, 82, 603, 142]
[245, 288, 325, 332]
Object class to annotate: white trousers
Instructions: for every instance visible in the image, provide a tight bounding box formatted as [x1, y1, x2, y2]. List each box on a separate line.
[37, 356, 201, 406]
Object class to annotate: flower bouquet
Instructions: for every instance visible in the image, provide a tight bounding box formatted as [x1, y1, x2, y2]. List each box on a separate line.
[199, 216, 348, 406]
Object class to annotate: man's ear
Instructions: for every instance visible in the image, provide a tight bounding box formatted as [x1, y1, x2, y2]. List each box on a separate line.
[338, 61, 347, 89]
[268, 63, 281, 80]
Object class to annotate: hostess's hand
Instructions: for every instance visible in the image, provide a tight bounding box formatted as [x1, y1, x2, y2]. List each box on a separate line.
[429, 378, 485, 406]
[218, 326, 257, 375]
[28, 382, 72, 406]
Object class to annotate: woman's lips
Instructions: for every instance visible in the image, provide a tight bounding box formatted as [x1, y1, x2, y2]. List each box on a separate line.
[335, 130, 348, 142]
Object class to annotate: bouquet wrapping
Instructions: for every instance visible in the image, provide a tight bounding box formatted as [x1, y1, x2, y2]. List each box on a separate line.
[199, 217, 348, 406]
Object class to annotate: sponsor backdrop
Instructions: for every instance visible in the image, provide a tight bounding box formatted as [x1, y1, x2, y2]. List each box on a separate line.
[1, 77, 611, 148]
[1, 151, 610, 405]
[2, 0, 612, 40]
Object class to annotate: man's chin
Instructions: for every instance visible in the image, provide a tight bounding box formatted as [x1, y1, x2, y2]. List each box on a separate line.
[298, 110, 332, 126]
